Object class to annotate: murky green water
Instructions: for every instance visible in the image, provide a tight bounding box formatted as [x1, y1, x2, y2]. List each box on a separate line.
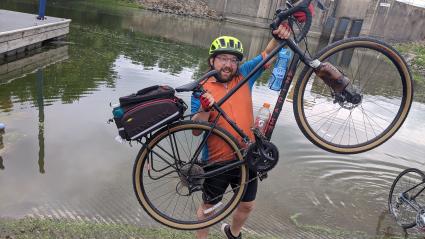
[1, 0, 425, 238]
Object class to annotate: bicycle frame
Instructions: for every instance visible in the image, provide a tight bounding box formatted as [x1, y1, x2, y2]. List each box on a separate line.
[398, 181, 425, 212]
[185, 39, 318, 180]
[151, 0, 322, 180]
[209, 38, 315, 142]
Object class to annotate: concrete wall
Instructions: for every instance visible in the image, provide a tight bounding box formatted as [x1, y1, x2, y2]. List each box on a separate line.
[207, 0, 425, 42]
[0, 45, 68, 85]
[122, 10, 272, 60]
[208, 0, 284, 27]
[365, 0, 425, 41]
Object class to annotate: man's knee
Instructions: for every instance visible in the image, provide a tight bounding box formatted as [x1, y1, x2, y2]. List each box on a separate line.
[237, 201, 255, 213]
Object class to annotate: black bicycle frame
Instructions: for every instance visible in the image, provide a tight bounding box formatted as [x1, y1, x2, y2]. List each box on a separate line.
[211, 38, 315, 143]
[399, 181, 425, 212]
[181, 39, 319, 180]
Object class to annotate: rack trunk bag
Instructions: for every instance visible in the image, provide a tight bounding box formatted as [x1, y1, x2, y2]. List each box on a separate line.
[113, 85, 186, 140]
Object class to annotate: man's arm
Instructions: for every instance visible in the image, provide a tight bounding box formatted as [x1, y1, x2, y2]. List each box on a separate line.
[239, 23, 292, 89]
[264, 3, 315, 57]
[192, 111, 209, 122]
[263, 23, 292, 63]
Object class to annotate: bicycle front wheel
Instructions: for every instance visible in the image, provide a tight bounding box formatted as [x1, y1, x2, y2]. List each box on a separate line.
[388, 168, 425, 229]
[293, 37, 413, 154]
[133, 120, 248, 230]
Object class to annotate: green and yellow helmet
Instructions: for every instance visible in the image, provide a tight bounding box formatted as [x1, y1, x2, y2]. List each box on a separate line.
[209, 36, 244, 61]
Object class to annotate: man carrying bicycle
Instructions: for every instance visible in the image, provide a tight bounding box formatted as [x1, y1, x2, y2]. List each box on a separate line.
[191, 6, 313, 237]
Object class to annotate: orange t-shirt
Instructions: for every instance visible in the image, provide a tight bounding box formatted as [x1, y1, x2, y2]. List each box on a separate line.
[191, 53, 270, 162]
[200, 75, 255, 162]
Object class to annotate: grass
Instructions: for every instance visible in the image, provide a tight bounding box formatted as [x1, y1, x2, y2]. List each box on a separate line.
[289, 213, 369, 238]
[0, 218, 276, 239]
[289, 213, 425, 239]
[394, 41, 425, 67]
[394, 41, 425, 83]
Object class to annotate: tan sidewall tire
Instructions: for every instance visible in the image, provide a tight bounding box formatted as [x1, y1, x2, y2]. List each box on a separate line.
[293, 37, 413, 154]
[133, 121, 247, 230]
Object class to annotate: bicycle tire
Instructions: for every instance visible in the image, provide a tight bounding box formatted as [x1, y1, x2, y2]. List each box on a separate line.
[388, 168, 425, 229]
[133, 120, 248, 230]
[293, 37, 413, 154]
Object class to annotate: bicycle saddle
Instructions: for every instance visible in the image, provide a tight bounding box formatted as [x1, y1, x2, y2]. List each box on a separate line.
[175, 81, 199, 93]
[175, 70, 218, 92]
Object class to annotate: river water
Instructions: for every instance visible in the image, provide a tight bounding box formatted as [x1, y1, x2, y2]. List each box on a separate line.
[1, 1, 425, 238]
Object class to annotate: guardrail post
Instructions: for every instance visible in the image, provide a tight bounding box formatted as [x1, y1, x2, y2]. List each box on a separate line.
[37, 0, 46, 20]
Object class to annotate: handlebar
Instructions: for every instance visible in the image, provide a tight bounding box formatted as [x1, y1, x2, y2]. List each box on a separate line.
[270, 0, 313, 43]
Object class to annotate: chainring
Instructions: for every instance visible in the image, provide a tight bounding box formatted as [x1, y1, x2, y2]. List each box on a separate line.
[246, 141, 279, 173]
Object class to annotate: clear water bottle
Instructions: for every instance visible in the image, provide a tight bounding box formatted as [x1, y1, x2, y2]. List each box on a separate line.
[268, 48, 292, 91]
[254, 102, 271, 134]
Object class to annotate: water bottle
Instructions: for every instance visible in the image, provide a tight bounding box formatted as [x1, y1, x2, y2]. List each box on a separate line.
[268, 48, 292, 91]
[112, 105, 126, 141]
[254, 102, 271, 134]
[112, 106, 124, 119]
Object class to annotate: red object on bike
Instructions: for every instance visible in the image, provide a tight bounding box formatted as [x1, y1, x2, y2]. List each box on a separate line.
[200, 94, 212, 111]
[293, 3, 314, 23]
[282, 22, 290, 30]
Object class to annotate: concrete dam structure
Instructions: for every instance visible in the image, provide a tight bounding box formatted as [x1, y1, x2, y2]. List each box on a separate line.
[207, 0, 425, 42]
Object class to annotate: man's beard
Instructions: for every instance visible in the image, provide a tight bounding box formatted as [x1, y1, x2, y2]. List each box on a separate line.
[217, 66, 237, 82]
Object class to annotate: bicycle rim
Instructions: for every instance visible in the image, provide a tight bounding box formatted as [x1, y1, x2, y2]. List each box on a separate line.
[133, 121, 247, 230]
[294, 37, 413, 154]
[388, 168, 425, 229]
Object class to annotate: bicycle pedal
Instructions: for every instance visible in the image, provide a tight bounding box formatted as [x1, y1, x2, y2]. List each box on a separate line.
[259, 172, 268, 181]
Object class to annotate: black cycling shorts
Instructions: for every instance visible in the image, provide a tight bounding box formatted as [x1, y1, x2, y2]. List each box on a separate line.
[202, 164, 257, 205]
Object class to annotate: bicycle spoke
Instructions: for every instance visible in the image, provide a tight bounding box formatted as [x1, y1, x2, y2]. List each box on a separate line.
[360, 105, 379, 138]
[350, 112, 360, 145]
[145, 178, 175, 195]
[306, 107, 341, 120]
[135, 123, 247, 227]
[389, 169, 425, 228]
[295, 39, 411, 153]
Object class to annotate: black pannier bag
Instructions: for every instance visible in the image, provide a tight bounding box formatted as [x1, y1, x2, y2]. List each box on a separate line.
[113, 85, 186, 140]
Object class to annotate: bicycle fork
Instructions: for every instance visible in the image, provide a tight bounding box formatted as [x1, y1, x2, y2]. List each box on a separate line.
[286, 39, 362, 103]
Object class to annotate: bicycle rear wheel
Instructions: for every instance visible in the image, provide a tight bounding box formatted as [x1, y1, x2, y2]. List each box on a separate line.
[388, 168, 425, 229]
[133, 120, 248, 230]
[293, 37, 413, 154]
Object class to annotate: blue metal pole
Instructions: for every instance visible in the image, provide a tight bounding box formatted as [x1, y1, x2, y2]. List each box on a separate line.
[37, 0, 46, 20]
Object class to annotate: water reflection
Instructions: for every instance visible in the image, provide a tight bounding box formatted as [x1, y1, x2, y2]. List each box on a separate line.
[1, 0, 425, 237]
[36, 69, 45, 174]
[0, 129, 4, 170]
[0, 45, 69, 112]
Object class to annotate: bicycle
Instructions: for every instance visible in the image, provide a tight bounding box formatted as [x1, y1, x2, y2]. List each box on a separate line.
[116, 0, 414, 230]
[389, 168, 425, 231]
